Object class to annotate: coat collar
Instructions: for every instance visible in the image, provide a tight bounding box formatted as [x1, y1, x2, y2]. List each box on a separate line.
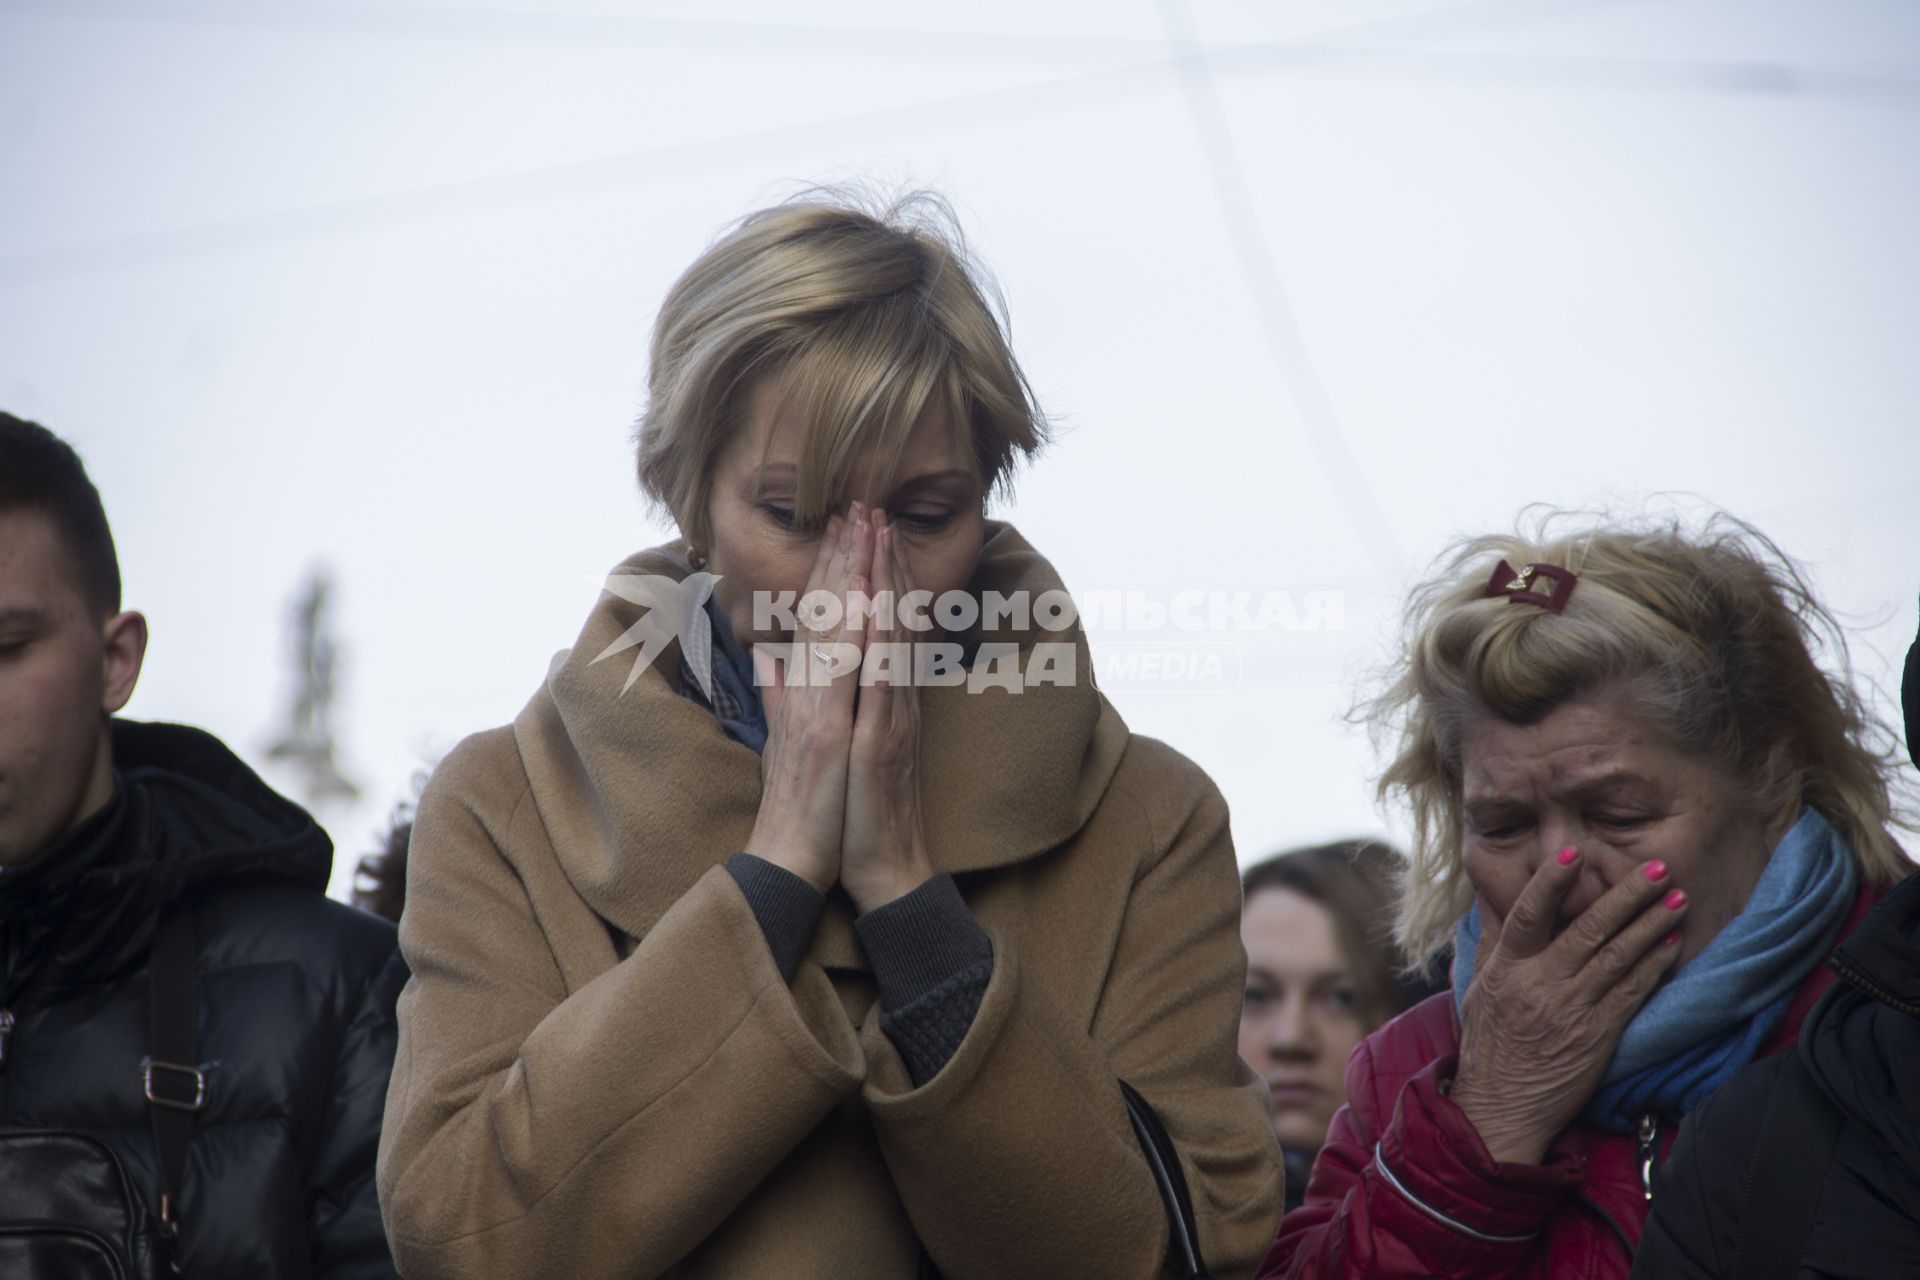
[0, 721, 331, 1005]
[511, 521, 1130, 956]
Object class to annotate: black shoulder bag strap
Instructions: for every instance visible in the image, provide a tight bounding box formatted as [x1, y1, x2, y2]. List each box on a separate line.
[912, 1081, 1213, 1280]
[1729, 1060, 1844, 1280]
[144, 908, 207, 1270]
[1120, 1079, 1213, 1280]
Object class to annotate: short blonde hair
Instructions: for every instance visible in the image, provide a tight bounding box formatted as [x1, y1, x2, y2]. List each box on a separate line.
[635, 189, 1047, 547]
[1365, 509, 1916, 974]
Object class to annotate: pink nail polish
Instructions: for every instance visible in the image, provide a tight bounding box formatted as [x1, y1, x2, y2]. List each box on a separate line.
[1665, 890, 1687, 911]
[1642, 860, 1668, 882]
[1663, 932, 1681, 947]
[1557, 846, 1579, 866]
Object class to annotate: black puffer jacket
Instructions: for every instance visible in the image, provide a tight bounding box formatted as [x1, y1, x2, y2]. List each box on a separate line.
[0, 720, 405, 1278]
[1632, 866, 1920, 1279]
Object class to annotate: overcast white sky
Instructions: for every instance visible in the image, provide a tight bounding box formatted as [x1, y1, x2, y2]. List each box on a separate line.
[4, 0, 1917, 900]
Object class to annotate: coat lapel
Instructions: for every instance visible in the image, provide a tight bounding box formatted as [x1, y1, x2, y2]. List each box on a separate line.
[511, 521, 1129, 965]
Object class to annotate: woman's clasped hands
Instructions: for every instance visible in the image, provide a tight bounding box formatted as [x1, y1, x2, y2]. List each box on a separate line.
[744, 501, 937, 914]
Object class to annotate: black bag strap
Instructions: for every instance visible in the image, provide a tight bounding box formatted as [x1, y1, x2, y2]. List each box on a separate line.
[1119, 1079, 1212, 1280]
[911, 1081, 1213, 1279]
[1729, 1059, 1844, 1280]
[144, 908, 206, 1261]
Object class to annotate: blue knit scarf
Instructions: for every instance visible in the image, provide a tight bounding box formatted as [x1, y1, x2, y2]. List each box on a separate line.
[1451, 807, 1857, 1133]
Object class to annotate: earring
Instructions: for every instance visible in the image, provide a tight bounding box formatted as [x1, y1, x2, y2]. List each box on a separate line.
[687, 544, 708, 570]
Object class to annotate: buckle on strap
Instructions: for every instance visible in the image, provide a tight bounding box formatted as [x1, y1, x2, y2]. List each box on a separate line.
[143, 1058, 208, 1113]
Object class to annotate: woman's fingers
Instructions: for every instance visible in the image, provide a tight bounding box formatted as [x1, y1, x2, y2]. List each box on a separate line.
[886, 511, 916, 609]
[759, 512, 845, 725]
[786, 504, 865, 719]
[802, 512, 845, 599]
[1492, 844, 1583, 960]
[1548, 857, 1675, 974]
[1598, 916, 1684, 1023]
[752, 640, 787, 725]
[792, 505, 868, 688]
[1585, 878, 1688, 988]
[785, 513, 852, 686]
[887, 518, 920, 726]
[838, 510, 935, 912]
[1474, 893, 1503, 971]
[807, 511, 858, 645]
[856, 512, 896, 733]
[826, 511, 873, 688]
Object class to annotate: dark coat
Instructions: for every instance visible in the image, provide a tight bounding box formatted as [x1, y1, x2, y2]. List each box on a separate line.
[0, 720, 405, 1279]
[1632, 868, 1920, 1280]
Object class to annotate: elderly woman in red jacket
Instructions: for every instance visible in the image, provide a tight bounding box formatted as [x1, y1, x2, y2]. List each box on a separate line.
[1260, 515, 1914, 1279]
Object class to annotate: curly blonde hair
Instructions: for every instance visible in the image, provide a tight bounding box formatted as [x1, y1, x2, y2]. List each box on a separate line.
[1364, 509, 1915, 974]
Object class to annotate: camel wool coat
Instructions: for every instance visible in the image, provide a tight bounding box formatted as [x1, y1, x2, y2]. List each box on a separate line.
[375, 522, 1284, 1279]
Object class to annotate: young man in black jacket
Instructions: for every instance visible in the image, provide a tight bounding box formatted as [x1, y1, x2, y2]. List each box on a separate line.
[0, 411, 404, 1277]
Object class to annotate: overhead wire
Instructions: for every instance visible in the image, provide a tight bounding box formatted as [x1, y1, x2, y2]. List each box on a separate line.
[1159, 0, 1407, 582]
[5, 0, 1911, 285]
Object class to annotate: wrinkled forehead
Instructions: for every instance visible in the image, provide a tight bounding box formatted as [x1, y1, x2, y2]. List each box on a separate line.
[1457, 706, 1667, 802]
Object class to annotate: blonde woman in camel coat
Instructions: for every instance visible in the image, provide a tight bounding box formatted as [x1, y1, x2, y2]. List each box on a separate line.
[376, 192, 1284, 1279]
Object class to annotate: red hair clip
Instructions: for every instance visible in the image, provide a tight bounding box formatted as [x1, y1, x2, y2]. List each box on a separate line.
[1485, 559, 1577, 614]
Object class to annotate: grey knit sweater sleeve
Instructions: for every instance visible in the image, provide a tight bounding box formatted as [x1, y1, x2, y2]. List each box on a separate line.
[854, 874, 995, 1087]
[725, 853, 826, 982]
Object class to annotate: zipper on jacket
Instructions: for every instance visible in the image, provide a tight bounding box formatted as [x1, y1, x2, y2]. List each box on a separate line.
[1829, 951, 1920, 1017]
[0, 1008, 12, 1117]
[1635, 1113, 1660, 1200]
[1, 918, 10, 1118]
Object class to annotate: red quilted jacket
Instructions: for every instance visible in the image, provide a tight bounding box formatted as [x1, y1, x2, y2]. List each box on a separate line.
[1259, 885, 1882, 1280]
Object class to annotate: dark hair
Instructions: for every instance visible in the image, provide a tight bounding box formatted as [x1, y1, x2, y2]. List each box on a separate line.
[1242, 840, 1422, 1031]
[353, 811, 411, 926]
[0, 412, 122, 617]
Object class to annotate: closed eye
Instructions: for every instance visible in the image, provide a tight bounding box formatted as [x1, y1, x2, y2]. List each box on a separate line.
[892, 509, 953, 533]
[761, 503, 825, 533]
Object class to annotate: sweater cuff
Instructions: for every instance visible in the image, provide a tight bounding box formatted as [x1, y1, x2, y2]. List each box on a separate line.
[726, 853, 826, 982]
[857, 875, 995, 1087]
[854, 873, 994, 1013]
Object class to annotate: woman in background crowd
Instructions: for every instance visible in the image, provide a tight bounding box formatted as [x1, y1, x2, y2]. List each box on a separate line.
[1239, 841, 1429, 1212]
[1262, 513, 1913, 1279]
